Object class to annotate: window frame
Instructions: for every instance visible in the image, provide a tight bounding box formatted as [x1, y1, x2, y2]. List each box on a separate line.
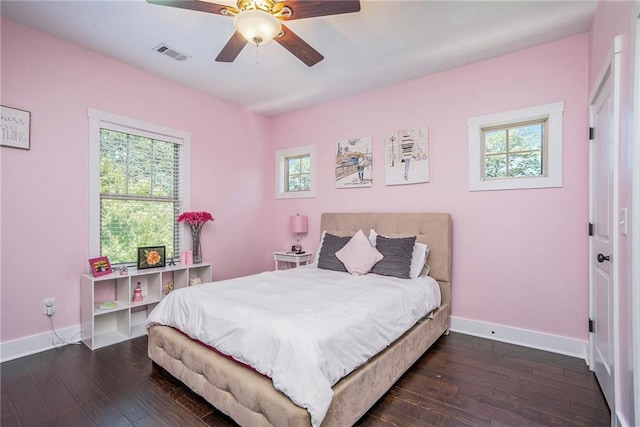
[284, 153, 311, 193]
[275, 144, 316, 199]
[481, 118, 548, 179]
[468, 102, 564, 191]
[88, 109, 191, 260]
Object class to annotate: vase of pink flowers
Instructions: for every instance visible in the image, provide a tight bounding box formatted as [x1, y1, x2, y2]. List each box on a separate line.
[177, 211, 214, 264]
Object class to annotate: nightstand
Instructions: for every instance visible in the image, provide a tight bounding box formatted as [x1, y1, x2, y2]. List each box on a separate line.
[273, 252, 313, 270]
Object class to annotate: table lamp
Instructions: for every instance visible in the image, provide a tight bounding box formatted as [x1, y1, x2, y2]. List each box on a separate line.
[289, 213, 308, 254]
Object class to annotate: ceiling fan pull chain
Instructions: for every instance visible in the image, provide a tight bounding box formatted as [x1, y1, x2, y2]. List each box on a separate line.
[255, 40, 260, 65]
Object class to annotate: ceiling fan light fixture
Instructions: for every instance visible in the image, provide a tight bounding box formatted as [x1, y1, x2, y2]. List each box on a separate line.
[233, 9, 282, 46]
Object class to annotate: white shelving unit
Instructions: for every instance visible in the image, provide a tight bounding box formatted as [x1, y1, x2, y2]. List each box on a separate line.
[81, 263, 212, 350]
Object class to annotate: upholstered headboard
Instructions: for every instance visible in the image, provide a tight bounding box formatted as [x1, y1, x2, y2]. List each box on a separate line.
[320, 212, 452, 306]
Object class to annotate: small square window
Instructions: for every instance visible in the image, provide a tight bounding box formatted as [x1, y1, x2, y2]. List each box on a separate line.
[276, 145, 316, 199]
[482, 119, 546, 179]
[285, 154, 311, 192]
[468, 102, 563, 191]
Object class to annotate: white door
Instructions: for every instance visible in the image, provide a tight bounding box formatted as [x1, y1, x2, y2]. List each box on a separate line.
[590, 65, 616, 409]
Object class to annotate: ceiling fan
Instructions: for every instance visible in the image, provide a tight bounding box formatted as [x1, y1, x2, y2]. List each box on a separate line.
[147, 0, 361, 67]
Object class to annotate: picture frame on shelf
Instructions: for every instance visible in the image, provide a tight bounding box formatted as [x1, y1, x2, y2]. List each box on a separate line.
[137, 246, 166, 269]
[88, 256, 113, 277]
[1, 105, 31, 150]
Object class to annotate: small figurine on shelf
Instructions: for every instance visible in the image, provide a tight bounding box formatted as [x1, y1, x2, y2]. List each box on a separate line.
[166, 281, 173, 295]
[132, 281, 143, 303]
[119, 265, 128, 276]
[167, 254, 176, 267]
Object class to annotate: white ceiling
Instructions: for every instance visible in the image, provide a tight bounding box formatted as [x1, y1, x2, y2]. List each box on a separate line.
[1, 0, 597, 116]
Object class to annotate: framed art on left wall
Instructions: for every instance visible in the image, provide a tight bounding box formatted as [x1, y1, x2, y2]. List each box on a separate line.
[1, 105, 30, 150]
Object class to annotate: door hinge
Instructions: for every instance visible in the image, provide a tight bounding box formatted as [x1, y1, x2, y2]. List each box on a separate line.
[589, 127, 595, 140]
[589, 318, 595, 333]
[589, 222, 594, 236]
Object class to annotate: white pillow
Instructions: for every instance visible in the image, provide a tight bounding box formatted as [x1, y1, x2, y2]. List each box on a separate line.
[369, 229, 430, 278]
[411, 243, 429, 278]
[335, 230, 383, 275]
[310, 230, 327, 267]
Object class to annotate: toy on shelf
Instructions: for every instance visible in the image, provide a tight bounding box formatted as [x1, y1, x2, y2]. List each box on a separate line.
[132, 282, 143, 303]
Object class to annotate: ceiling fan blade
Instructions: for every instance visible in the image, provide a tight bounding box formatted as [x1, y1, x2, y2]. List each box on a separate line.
[276, 1, 360, 20]
[146, 0, 237, 16]
[276, 24, 324, 67]
[215, 32, 248, 62]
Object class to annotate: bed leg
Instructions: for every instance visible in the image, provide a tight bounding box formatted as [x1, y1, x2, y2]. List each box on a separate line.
[444, 328, 450, 336]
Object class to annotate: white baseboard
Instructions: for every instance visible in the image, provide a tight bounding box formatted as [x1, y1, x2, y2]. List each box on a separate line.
[0, 318, 590, 363]
[0, 324, 82, 362]
[450, 316, 588, 361]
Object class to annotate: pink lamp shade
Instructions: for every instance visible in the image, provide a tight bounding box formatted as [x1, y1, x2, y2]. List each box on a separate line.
[289, 214, 308, 254]
[289, 214, 308, 234]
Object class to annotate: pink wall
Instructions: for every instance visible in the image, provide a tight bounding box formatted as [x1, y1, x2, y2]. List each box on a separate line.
[269, 34, 590, 340]
[0, 16, 597, 359]
[0, 18, 275, 342]
[589, 1, 636, 424]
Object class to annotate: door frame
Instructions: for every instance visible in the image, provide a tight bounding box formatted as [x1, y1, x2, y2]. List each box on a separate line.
[632, 2, 640, 424]
[588, 35, 622, 419]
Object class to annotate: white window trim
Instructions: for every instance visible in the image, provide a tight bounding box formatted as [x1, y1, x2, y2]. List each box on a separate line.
[88, 108, 191, 258]
[275, 144, 316, 199]
[468, 102, 564, 191]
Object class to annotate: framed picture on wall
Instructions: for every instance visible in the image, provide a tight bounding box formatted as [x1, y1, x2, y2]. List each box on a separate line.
[88, 256, 113, 277]
[384, 126, 429, 186]
[137, 246, 166, 269]
[335, 136, 372, 188]
[1, 105, 31, 150]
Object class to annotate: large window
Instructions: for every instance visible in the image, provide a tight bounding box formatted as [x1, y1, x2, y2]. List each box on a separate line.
[276, 145, 316, 199]
[468, 102, 563, 191]
[89, 110, 191, 264]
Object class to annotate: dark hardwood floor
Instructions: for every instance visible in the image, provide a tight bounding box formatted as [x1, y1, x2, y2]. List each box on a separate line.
[1, 332, 610, 426]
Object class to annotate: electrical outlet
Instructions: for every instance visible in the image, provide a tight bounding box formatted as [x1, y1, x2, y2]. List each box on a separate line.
[43, 298, 55, 316]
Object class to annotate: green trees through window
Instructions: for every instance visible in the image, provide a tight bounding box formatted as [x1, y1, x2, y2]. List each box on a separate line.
[100, 129, 181, 264]
[286, 154, 311, 192]
[483, 121, 545, 179]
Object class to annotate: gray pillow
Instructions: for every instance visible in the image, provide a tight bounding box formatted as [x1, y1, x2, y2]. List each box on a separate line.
[370, 235, 416, 279]
[317, 233, 351, 272]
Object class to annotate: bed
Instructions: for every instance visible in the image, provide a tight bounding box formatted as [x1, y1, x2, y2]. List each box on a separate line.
[147, 212, 452, 426]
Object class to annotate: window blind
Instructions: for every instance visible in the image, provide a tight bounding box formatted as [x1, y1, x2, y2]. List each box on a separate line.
[99, 128, 183, 264]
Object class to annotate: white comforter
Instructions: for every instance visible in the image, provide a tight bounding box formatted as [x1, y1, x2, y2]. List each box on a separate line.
[145, 266, 441, 427]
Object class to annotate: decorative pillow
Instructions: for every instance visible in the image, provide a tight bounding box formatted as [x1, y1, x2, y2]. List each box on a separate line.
[369, 229, 430, 278]
[370, 234, 416, 279]
[316, 233, 351, 272]
[335, 230, 383, 275]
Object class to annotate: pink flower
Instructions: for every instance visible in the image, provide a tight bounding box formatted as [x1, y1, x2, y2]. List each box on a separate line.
[177, 211, 214, 226]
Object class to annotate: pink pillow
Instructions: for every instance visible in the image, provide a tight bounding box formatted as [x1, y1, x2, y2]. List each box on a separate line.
[335, 229, 383, 275]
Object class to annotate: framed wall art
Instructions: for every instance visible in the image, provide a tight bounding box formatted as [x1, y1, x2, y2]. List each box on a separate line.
[335, 136, 372, 188]
[384, 126, 429, 185]
[88, 256, 113, 277]
[1, 105, 31, 150]
[137, 246, 166, 269]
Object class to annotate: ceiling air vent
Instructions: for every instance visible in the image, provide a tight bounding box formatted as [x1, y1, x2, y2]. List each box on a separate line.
[153, 43, 189, 62]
